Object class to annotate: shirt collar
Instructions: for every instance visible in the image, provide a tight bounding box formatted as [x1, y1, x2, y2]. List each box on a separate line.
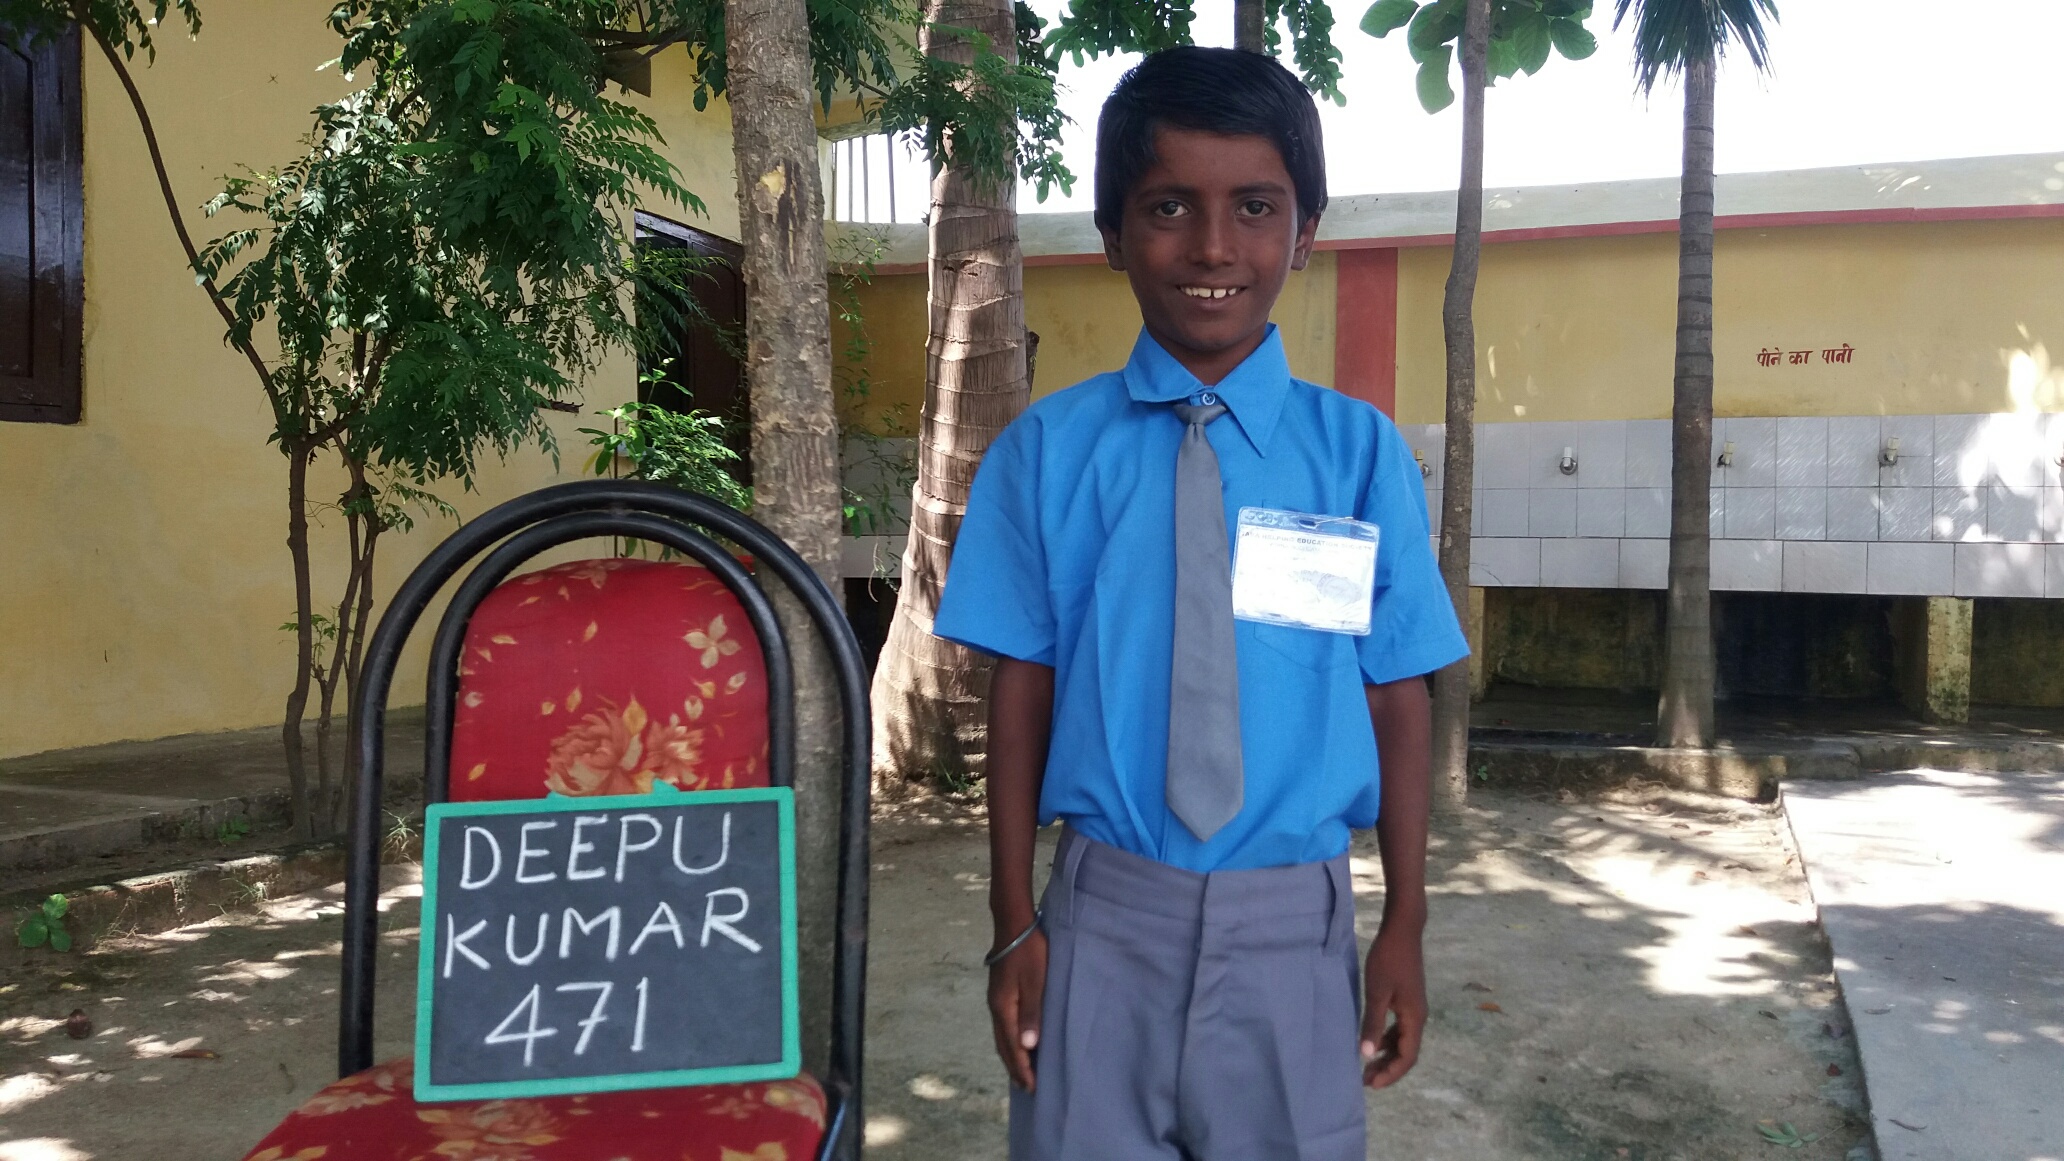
[1121, 325, 1291, 456]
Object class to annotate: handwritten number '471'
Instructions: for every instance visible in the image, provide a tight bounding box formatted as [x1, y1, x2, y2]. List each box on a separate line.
[486, 978, 651, 1066]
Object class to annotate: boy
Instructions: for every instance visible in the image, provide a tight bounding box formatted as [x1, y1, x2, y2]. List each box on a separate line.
[933, 46, 1468, 1160]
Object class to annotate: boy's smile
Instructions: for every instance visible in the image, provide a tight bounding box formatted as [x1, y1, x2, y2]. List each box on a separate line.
[1101, 126, 1320, 387]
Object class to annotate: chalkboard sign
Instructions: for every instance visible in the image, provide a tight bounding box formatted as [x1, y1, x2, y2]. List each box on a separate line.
[413, 788, 798, 1102]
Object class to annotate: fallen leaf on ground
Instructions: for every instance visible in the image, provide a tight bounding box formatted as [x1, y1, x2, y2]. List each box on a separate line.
[1694, 871, 1710, 879]
[1759, 1010, 1779, 1020]
[1463, 982, 1494, 993]
[1697, 829, 1713, 836]
[171, 1048, 219, 1060]
[1735, 925, 1760, 937]
[65, 1009, 92, 1039]
[1826, 1063, 1843, 1076]
[1477, 1002, 1503, 1013]
[1889, 1118, 1927, 1131]
[1672, 823, 1690, 830]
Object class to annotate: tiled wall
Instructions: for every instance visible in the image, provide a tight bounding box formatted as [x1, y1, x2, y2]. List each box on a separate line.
[1398, 414, 2064, 599]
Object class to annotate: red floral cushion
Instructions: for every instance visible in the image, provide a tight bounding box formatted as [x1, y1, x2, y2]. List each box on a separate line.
[448, 559, 770, 801]
[242, 1057, 826, 1161]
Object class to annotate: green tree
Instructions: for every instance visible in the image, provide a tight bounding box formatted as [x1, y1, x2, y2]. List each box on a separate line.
[1361, 0, 1596, 808]
[1613, 0, 1776, 749]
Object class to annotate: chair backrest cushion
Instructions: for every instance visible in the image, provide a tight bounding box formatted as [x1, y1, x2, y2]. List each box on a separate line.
[448, 558, 770, 802]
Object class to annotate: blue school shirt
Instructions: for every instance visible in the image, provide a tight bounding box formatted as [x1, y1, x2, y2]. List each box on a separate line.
[933, 326, 1468, 872]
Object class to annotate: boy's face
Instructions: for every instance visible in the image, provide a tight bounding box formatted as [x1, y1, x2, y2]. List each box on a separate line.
[1101, 126, 1320, 387]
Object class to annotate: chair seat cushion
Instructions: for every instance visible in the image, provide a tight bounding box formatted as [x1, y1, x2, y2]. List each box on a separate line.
[450, 558, 771, 801]
[243, 1057, 825, 1161]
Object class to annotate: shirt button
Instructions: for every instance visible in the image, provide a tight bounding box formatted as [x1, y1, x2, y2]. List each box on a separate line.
[1199, 392, 1219, 406]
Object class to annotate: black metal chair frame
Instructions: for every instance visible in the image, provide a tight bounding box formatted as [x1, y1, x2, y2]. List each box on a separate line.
[338, 480, 872, 1161]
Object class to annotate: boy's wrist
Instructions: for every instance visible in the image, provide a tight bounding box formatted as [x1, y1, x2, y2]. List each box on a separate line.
[1378, 890, 1428, 933]
[992, 893, 1039, 939]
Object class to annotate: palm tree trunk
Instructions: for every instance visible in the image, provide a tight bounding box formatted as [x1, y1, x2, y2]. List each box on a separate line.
[1656, 57, 1717, 749]
[868, 0, 1030, 791]
[724, 0, 844, 1072]
[1234, 0, 1267, 51]
[1430, 0, 1489, 811]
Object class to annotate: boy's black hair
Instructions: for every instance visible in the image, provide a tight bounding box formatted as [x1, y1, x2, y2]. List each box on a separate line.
[1094, 46, 1328, 236]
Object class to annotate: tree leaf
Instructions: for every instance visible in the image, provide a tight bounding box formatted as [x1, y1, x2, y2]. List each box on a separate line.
[1406, 0, 1460, 61]
[43, 894, 68, 920]
[1415, 49, 1455, 112]
[1486, 34, 1521, 79]
[1549, 17, 1597, 60]
[18, 915, 48, 948]
[1510, 10, 1552, 74]
[1360, 0, 1419, 37]
[49, 928, 72, 953]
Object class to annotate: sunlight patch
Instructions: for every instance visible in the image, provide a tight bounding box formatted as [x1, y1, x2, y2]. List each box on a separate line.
[863, 1114, 910, 1147]
[0, 1139, 94, 1161]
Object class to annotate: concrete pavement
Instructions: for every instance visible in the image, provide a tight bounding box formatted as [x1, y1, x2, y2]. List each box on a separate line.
[1783, 768, 2064, 1161]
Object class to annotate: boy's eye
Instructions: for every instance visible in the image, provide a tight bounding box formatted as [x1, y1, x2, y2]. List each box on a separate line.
[1152, 200, 1187, 218]
[1238, 199, 1273, 217]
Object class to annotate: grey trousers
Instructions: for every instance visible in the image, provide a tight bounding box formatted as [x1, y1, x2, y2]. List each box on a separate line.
[1008, 828, 1365, 1161]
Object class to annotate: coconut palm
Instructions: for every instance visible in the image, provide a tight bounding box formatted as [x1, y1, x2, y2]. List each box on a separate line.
[1613, 0, 1777, 748]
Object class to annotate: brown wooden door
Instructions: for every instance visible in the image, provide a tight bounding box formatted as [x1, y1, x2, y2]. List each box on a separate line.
[634, 212, 750, 482]
[0, 27, 81, 424]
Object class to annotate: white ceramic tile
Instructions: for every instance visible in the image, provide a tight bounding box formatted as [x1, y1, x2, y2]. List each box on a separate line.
[1783, 542, 1868, 594]
[1932, 414, 1989, 488]
[1725, 487, 1776, 540]
[1878, 487, 1933, 541]
[1481, 489, 1529, 537]
[1576, 489, 1625, 538]
[1712, 540, 1783, 591]
[2048, 544, 2064, 598]
[1716, 416, 1776, 488]
[1623, 420, 1672, 489]
[1709, 488, 1726, 540]
[1985, 485, 2042, 543]
[1624, 487, 1671, 538]
[1878, 414, 1935, 488]
[1619, 539, 1669, 589]
[1775, 487, 1827, 540]
[1932, 488, 1986, 542]
[2045, 413, 2064, 488]
[1774, 417, 1829, 489]
[1476, 423, 1530, 489]
[1827, 488, 1879, 541]
[1541, 539, 1620, 588]
[1826, 415, 1882, 488]
[1572, 420, 1628, 489]
[1526, 422, 1585, 490]
[2044, 488, 2064, 543]
[1953, 542, 2046, 598]
[1866, 542, 1955, 596]
[1529, 489, 1579, 538]
[1471, 538, 1541, 587]
[1983, 412, 2050, 489]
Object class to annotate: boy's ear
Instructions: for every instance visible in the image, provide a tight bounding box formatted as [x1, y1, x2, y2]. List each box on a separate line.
[1290, 212, 1321, 272]
[1100, 223, 1127, 272]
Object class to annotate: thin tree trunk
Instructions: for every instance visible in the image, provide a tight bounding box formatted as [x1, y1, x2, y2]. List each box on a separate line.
[1234, 0, 1267, 51]
[1430, 0, 1489, 812]
[1656, 59, 1717, 749]
[725, 0, 844, 1076]
[282, 444, 316, 840]
[868, 0, 1029, 791]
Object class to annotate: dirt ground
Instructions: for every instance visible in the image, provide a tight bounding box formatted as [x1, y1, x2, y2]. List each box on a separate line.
[1, 785, 1870, 1160]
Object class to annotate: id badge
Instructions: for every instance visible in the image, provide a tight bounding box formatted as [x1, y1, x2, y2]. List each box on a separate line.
[1230, 508, 1379, 636]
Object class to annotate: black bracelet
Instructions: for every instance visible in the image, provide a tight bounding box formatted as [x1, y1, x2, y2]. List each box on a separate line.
[984, 910, 1044, 967]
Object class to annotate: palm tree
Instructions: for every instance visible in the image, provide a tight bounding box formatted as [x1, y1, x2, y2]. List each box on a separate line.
[1614, 0, 1776, 749]
[1237, 0, 1268, 50]
[870, 0, 1033, 789]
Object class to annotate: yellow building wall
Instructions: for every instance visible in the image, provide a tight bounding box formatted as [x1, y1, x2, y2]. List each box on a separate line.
[0, 1, 743, 759]
[839, 252, 1339, 427]
[1394, 218, 2064, 424]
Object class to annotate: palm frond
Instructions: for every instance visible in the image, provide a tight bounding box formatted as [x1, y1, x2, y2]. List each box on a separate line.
[1612, 0, 1777, 93]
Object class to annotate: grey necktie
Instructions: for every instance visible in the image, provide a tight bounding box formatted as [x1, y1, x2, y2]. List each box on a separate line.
[1167, 400, 1244, 841]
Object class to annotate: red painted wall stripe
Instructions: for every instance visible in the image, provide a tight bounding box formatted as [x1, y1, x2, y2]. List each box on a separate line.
[1333, 247, 1399, 416]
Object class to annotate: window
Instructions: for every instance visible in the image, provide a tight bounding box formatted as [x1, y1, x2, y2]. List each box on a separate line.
[1, 26, 81, 424]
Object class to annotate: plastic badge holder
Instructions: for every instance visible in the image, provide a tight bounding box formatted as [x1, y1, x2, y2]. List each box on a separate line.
[1230, 507, 1380, 636]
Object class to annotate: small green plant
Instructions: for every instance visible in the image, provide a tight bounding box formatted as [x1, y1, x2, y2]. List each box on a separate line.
[16, 894, 72, 952]
[581, 392, 753, 513]
[1755, 1121, 1819, 1149]
[216, 816, 252, 844]
[1474, 761, 1492, 782]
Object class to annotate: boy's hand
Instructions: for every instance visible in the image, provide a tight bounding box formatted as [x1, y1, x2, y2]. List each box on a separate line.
[1360, 924, 1426, 1089]
[987, 930, 1048, 1092]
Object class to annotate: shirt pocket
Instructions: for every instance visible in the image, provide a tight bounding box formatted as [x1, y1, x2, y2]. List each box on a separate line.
[1242, 619, 1347, 675]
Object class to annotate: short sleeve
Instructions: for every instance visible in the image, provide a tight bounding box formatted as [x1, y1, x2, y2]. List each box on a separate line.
[1354, 421, 1469, 685]
[932, 419, 1057, 665]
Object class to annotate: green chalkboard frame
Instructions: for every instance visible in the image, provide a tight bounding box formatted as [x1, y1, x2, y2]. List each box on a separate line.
[412, 787, 800, 1103]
